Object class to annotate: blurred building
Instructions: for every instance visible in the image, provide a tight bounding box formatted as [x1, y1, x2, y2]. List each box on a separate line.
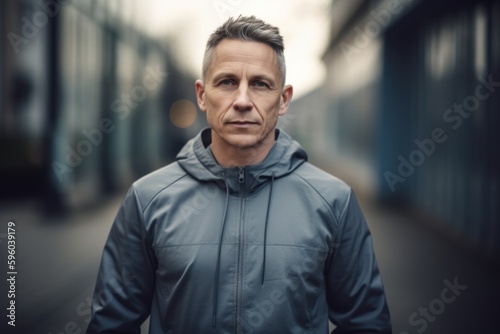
[1, 0, 204, 210]
[289, 0, 500, 259]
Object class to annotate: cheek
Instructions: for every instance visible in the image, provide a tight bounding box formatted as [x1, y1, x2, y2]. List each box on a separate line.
[254, 95, 282, 117]
[207, 91, 231, 109]
[205, 96, 226, 124]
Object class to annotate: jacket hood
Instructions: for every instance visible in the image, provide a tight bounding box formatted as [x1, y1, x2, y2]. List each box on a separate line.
[176, 128, 308, 193]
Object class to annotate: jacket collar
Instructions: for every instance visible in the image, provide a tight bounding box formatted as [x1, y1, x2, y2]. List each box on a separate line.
[176, 128, 307, 194]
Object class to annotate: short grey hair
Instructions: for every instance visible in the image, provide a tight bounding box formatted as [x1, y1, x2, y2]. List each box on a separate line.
[202, 15, 286, 86]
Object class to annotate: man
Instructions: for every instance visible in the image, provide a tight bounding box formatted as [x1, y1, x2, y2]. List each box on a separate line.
[87, 15, 392, 334]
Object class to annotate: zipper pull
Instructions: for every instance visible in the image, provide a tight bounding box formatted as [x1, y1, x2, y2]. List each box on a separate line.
[238, 167, 245, 183]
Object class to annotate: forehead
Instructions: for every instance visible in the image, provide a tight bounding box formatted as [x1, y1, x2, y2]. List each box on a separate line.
[207, 39, 279, 77]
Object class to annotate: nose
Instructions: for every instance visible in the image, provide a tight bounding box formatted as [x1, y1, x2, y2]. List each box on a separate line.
[233, 85, 252, 112]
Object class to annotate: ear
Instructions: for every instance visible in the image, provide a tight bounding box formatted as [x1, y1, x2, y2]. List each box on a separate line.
[278, 84, 293, 116]
[195, 79, 207, 112]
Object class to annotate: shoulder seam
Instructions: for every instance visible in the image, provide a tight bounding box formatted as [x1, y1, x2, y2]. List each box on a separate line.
[338, 189, 353, 224]
[293, 171, 341, 227]
[137, 172, 189, 213]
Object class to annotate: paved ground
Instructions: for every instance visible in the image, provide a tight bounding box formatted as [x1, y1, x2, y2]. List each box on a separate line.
[0, 186, 498, 334]
[362, 197, 500, 334]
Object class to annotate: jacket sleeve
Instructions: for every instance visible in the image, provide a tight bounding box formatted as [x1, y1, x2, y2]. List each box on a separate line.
[86, 186, 157, 334]
[326, 190, 392, 334]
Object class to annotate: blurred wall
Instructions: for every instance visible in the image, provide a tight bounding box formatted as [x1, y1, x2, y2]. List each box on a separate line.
[289, 0, 500, 258]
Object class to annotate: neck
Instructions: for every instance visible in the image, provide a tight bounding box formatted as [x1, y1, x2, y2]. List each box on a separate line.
[210, 133, 275, 168]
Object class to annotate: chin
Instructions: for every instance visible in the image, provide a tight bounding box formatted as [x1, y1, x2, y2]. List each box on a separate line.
[224, 134, 261, 150]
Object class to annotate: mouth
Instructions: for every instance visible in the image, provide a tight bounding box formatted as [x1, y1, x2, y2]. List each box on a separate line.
[227, 121, 259, 127]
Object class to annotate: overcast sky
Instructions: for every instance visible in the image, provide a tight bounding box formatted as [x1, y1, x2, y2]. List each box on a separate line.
[127, 0, 332, 99]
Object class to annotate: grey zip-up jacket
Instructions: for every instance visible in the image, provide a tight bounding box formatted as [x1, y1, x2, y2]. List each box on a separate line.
[87, 128, 392, 334]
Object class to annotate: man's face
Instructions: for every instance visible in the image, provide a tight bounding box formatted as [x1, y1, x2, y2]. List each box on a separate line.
[195, 39, 293, 152]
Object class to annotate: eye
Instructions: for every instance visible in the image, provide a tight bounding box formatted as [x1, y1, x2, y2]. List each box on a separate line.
[219, 79, 234, 86]
[252, 81, 269, 88]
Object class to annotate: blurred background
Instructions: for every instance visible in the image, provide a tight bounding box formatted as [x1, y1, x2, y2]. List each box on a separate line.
[0, 0, 499, 333]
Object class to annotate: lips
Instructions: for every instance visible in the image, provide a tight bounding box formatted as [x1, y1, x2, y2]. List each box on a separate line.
[227, 120, 259, 125]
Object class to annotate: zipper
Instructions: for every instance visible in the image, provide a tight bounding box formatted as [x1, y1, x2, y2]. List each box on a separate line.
[236, 167, 245, 334]
[238, 167, 245, 183]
